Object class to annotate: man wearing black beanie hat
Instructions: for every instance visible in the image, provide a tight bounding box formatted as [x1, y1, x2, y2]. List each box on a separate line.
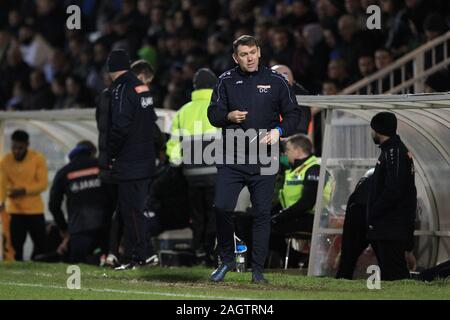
[193, 68, 218, 90]
[96, 49, 158, 269]
[107, 49, 131, 73]
[370, 111, 397, 143]
[368, 112, 417, 281]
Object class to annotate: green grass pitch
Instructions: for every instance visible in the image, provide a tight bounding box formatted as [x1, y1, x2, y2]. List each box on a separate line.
[0, 262, 449, 300]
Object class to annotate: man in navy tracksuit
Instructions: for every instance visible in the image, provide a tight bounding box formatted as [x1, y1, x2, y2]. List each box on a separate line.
[102, 50, 157, 269]
[208, 35, 302, 283]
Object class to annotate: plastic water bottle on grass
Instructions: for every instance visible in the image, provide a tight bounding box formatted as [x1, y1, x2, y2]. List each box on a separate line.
[235, 243, 247, 272]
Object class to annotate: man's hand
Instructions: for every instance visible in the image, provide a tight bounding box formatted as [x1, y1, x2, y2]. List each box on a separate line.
[57, 234, 70, 255]
[227, 110, 248, 123]
[260, 128, 280, 145]
[59, 229, 69, 240]
[8, 188, 26, 198]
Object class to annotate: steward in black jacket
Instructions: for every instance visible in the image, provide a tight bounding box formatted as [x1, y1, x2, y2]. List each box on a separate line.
[108, 71, 157, 181]
[368, 112, 416, 280]
[96, 87, 163, 182]
[99, 50, 157, 268]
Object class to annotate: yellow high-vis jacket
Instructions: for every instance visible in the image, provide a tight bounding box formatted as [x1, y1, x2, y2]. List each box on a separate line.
[166, 89, 219, 165]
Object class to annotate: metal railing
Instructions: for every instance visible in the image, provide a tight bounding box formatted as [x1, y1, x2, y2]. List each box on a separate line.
[343, 31, 450, 95]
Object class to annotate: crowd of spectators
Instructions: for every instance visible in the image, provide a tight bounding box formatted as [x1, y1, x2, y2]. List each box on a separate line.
[1, 0, 449, 112]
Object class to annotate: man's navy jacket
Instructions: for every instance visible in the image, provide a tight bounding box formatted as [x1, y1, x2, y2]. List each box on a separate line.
[108, 71, 157, 181]
[207, 65, 302, 173]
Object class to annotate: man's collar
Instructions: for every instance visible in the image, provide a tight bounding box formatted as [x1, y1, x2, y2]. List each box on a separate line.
[14, 150, 28, 162]
[236, 64, 263, 77]
[291, 154, 313, 169]
[379, 134, 400, 149]
[192, 89, 213, 101]
[113, 71, 131, 83]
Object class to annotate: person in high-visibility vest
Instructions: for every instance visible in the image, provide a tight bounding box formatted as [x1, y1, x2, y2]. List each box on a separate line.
[269, 133, 331, 266]
[166, 68, 219, 265]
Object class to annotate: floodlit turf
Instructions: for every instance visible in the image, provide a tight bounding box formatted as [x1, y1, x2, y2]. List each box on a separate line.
[0, 262, 449, 300]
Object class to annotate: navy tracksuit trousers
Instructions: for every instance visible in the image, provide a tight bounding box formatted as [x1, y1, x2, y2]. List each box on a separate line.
[214, 166, 276, 273]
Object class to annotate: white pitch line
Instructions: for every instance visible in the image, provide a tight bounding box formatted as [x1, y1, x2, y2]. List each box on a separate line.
[0, 281, 252, 300]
